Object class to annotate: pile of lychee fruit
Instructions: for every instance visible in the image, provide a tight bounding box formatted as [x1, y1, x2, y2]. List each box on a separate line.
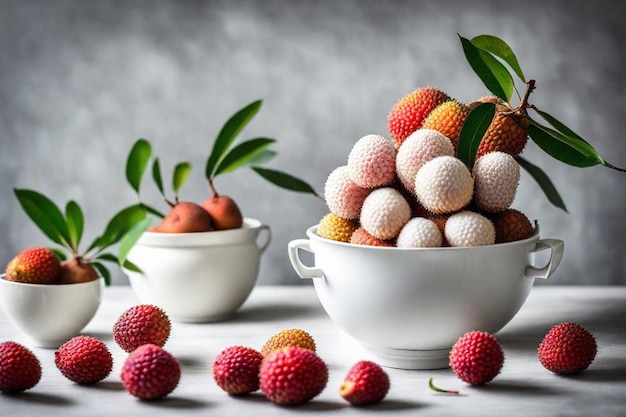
[4, 246, 98, 284]
[319, 86, 535, 248]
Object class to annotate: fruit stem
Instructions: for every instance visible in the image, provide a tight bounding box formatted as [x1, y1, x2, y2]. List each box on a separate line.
[504, 79, 535, 116]
[208, 179, 220, 199]
[428, 378, 460, 395]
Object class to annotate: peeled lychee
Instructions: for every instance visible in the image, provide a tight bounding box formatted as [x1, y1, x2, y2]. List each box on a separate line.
[157, 201, 212, 233]
[5, 247, 61, 284]
[347, 134, 396, 188]
[491, 209, 534, 243]
[261, 328, 316, 357]
[395, 128, 455, 194]
[202, 195, 243, 230]
[445, 211, 495, 247]
[537, 322, 597, 375]
[0, 341, 42, 393]
[324, 166, 371, 219]
[340, 360, 390, 406]
[396, 217, 442, 248]
[422, 99, 471, 150]
[259, 346, 328, 406]
[213, 345, 264, 395]
[360, 188, 411, 240]
[317, 213, 358, 243]
[120, 344, 180, 400]
[449, 331, 504, 385]
[58, 257, 99, 284]
[54, 335, 113, 384]
[414, 156, 474, 214]
[350, 227, 395, 247]
[387, 87, 450, 148]
[113, 304, 171, 353]
[473, 151, 520, 213]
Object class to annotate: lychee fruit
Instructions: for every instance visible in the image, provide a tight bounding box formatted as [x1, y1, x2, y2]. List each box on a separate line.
[259, 346, 328, 406]
[0, 341, 42, 393]
[445, 211, 495, 247]
[5, 247, 61, 284]
[58, 257, 99, 284]
[157, 201, 212, 233]
[317, 213, 358, 243]
[537, 322, 597, 375]
[422, 99, 471, 150]
[54, 335, 113, 384]
[324, 166, 371, 219]
[339, 360, 390, 406]
[449, 331, 504, 385]
[202, 195, 243, 230]
[425, 212, 451, 246]
[360, 187, 411, 240]
[347, 134, 396, 188]
[261, 328, 316, 357]
[395, 128, 455, 194]
[414, 156, 474, 214]
[473, 151, 520, 213]
[350, 227, 395, 247]
[120, 344, 180, 400]
[475, 101, 530, 159]
[387, 87, 450, 148]
[212, 345, 264, 395]
[396, 217, 442, 248]
[491, 209, 535, 243]
[113, 304, 171, 353]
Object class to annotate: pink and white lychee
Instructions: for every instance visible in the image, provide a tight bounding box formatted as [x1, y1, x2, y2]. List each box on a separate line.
[472, 151, 520, 213]
[347, 134, 396, 188]
[324, 165, 371, 219]
[445, 211, 495, 247]
[396, 129, 455, 194]
[414, 156, 474, 214]
[396, 217, 442, 248]
[360, 188, 411, 240]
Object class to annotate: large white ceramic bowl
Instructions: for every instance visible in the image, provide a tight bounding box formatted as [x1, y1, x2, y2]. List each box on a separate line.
[124, 218, 271, 323]
[288, 224, 564, 370]
[0, 275, 104, 348]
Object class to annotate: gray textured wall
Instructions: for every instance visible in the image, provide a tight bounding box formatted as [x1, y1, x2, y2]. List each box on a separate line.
[1, 0, 625, 285]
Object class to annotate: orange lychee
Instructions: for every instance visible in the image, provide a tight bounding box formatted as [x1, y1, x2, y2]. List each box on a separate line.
[202, 195, 243, 230]
[158, 201, 212, 233]
[5, 247, 61, 284]
[421, 100, 471, 151]
[350, 227, 395, 247]
[317, 213, 358, 243]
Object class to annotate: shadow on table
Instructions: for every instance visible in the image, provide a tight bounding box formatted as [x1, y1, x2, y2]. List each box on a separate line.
[1, 391, 74, 406]
[228, 302, 322, 324]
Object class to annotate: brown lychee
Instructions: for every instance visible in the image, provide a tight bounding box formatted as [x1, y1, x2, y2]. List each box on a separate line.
[490, 209, 535, 243]
[158, 201, 212, 233]
[387, 87, 450, 148]
[473, 100, 530, 159]
[422, 100, 471, 151]
[58, 258, 99, 284]
[317, 213, 358, 243]
[202, 195, 243, 230]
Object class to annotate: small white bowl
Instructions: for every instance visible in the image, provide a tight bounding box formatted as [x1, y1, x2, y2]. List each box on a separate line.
[124, 218, 271, 323]
[288, 224, 564, 370]
[0, 275, 104, 348]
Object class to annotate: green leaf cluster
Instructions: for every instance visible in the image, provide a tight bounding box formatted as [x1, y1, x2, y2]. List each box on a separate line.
[457, 34, 625, 212]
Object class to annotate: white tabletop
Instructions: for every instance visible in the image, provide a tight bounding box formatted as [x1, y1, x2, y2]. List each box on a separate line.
[1, 285, 624, 416]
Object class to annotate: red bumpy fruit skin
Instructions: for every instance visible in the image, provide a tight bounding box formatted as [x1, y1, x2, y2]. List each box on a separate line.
[54, 335, 113, 384]
[113, 304, 171, 353]
[5, 246, 61, 284]
[0, 341, 42, 393]
[340, 360, 390, 406]
[449, 331, 504, 385]
[213, 345, 264, 395]
[259, 346, 328, 406]
[120, 344, 181, 400]
[537, 322, 597, 375]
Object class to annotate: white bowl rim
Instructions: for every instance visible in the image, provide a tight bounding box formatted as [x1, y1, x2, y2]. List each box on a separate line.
[0, 273, 104, 288]
[306, 220, 540, 252]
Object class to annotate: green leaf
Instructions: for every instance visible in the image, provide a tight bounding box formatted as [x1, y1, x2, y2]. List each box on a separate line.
[126, 139, 152, 194]
[528, 122, 603, 168]
[50, 248, 67, 261]
[248, 149, 277, 166]
[471, 34, 526, 82]
[214, 138, 276, 176]
[534, 110, 597, 150]
[476, 49, 514, 101]
[118, 216, 151, 266]
[516, 156, 568, 212]
[152, 158, 164, 195]
[122, 259, 142, 274]
[251, 167, 318, 195]
[90, 261, 111, 286]
[205, 100, 263, 180]
[94, 252, 118, 263]
[140, 203, 165, 219]
[14, 189, 70, 247]
[459, 35, 510, 101]
[97, 204, 148, 250]
[457, 102, 496, 167]
[65, 201, 84, 252]
[173, 162, 192, 195]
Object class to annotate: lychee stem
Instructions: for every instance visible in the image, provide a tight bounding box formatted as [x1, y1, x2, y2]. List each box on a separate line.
[208, 179, 220, 199]
[428, 378, 460, 395]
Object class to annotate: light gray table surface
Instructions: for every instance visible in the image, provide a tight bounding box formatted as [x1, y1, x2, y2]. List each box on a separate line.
[0, 285, 624, 416]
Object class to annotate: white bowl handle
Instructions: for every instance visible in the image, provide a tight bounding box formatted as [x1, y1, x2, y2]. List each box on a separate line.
[257, 224, 272, 254]
[288, 239, 325, 279]
[525, 239, 564, 280]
